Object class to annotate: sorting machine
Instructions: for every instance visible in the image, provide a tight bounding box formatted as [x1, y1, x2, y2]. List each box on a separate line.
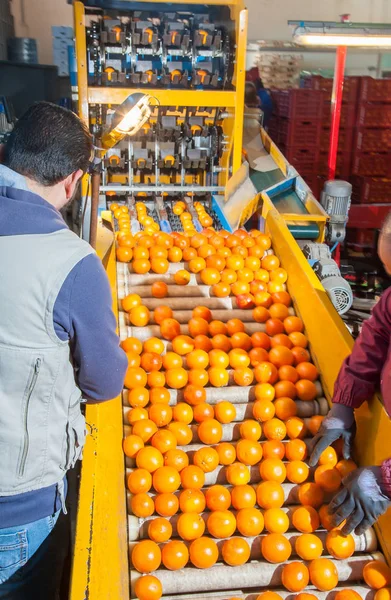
[70, 1, 390, 599]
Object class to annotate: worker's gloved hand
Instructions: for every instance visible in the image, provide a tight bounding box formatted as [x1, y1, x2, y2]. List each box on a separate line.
[328, 466, 391, 536]
[309, 404, 356, 467]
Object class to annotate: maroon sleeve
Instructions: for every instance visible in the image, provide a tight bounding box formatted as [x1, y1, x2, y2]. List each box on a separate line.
[332, 288, 391, 408]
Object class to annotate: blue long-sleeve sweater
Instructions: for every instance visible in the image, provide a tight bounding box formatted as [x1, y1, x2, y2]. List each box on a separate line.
[0, 166, 127, 527]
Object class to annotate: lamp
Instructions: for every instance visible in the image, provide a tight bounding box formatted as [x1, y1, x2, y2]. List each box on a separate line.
[290, 21, 391, 49]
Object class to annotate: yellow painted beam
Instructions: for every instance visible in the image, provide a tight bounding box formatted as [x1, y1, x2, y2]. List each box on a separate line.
[232, 9, 247, 173]
[74, 1, 89, 124]
[88, 88, 237, 108]
[70, 215, 129, 600]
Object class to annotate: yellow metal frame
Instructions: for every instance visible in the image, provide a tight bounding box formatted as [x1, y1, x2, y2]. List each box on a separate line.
[74, 0, 247, 191]
[72, 209, 391, 598]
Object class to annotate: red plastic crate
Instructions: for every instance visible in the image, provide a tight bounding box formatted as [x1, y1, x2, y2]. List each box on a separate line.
[320, 127, 353, 154]
[359, 77, 391, 103]
[358, 103, 391, 128]
[351, 152, 391, 177]
[318, 151, 352, 180]
[278, 118, 321, 147]
[271, 89, 324, 120]
[322, 102, 357, 129]
[311, 75, 360, 105]
[354, 128, 391, 153]
[351, 176, 391, 204]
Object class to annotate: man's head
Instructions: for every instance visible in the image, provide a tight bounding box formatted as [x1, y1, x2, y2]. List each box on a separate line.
[5, 102, 93, 209]
[378, 211, 391, 274]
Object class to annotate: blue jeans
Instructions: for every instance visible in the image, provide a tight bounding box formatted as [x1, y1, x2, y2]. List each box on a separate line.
[0, 511, 60, 585]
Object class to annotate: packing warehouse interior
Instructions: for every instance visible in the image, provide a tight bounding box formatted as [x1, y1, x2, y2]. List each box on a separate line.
[5, 0, 391, 599]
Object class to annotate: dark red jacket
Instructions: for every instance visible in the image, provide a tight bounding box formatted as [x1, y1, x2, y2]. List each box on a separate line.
[333, 287, 391, 415]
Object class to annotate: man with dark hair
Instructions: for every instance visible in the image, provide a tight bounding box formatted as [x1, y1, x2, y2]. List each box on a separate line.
[0, 102, 127, 597]
[246, 67, 274, 128]
[309, 211, 391, 536]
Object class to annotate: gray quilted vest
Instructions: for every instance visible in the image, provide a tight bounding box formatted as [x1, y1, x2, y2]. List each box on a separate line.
[0, 228, 93, 496]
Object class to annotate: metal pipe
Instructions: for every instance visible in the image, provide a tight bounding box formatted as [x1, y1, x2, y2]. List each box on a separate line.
[328, 45, 347, 180]
[89, 171, 100, 249]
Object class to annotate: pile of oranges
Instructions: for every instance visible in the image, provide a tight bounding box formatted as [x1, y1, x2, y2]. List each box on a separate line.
[115, 220, 385, 600]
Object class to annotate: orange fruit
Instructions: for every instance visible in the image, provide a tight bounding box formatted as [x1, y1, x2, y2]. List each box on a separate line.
[285, 439, 307, 462]
[274, 397, 297, 421]
[222, 537, 250, 566]
[221, 268, 237, 283]
[229, 348, 250, 369]
[274, 380, 297, 399]
[263, 507, 289, 533]
[292, 506, 320, 533]
[188, 317, 210, 337]
[260, 458, 286, 483]
[122, 293, 142, 312]
[326, 529, 355, 559]
[164, 449, 189, 472]
[167, 422, 192, 445]
[269, 346, 294, 368]
[132, 418, 157, 442]
[207, 510, 236, 538]
[131, 540, 161, 573]
[134, 575, 162, 600]
[262, 255, 280, 271]
[152, 466, 181, 494]
[131, 492, 155, 517]
[318, 446, 338, 467]
[136, 446, 164, 473]
[254, 382, 275, 400]
[292, 347, 311, 365]
[193, 447, 219, 473]
[286, 460, 309, 484]
[151, 281, 168, 298]
[271, 334, 293, 349]
[192, 306, 212, 322]
[123, 434, 144, 458]
[271, 291, 291, 306]
[189, 537, 218, 569]
[296, 361, 318, 381]
[122, 336, 143, 354]
[133, 246, 149, 260]
[226, 462, 250, 486]
[307, 415, 324, 436]
[266, 318, 285, 337]
[253, 306, 271, 323]
[141, 352, 163, 372]
[193, 402, 214, 423]
[335, 592, 364, 600]
[336, 459, 357, 478]
[183, 247, 197, 261]
[147, 371, 166, 388]
[188, 257, 206, 274]
[281, 562, 309, 593]
[198, 418, 223, 444]
[318, 503, 337, 531]
[165, 367, 188, 389]
[240, 419, 262, 441]
[269, 303, 289, 320]
[216, 442, 236, 466]
[160, 318, 181, 340]
[180, 465, 205, 489]
[256, 481, 284, 509]
[284, 316, 304, 334]
[309, 558, 339, 591]
[200, 267, 221, 286]
[236, 507, 264, 536]
[364, 561, 391, 589]
[215, 401, 236, 424]
[150, 258, 169, 274]
[231, 484, 256, 510]
[261, 533, 292, 563]
[177, 512, 205, 541]
[286, 416, 307, 440]
[148, 517, 172, 543]
[295, 533, 323, 560]
[161, 540, 189, 571]
[236, 439, 263, 466]
[172, 335, 195, 356]
[289, 331, 307, 347]
[314, 465, 342, 492]
[183, 384, 206, 406]
[186, 349, 209, 370]
[249, 347, 269, 367]
[132, 258, 151, 273]
[256, 594, 282, 600]
[163, 352, 183, 370]
[253, 400, 275, 423]
[209, 320, 228, 336]
[208, 367, 229, 387]
[296, 379, 318, 401]
[144, 337, 165, 355]
[124, 366, 148, 390]
[298, 482, 324, 508]
[209, 349, 229, 368]
[263, 418, 287, 441]
[270, 268, 288, 283]
[153, 305, 173, 325]
[233, 367, 253, 386]
[168, 246, 183, 263]
[116, 247, 133, 262]
[179, 488, 206, 514]
[172, 402, 193, 424]
[262, 440, 285, 460]
[211, 334, 232, 352]
[127, 468, 151, 494]
[151, 430, 177, 454]
[205, 484, 231, 511]
[231, 332, 252, 351]
[254, 362, 278, 384]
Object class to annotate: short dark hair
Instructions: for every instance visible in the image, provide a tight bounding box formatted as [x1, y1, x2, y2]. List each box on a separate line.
[5, 101, 93, 186]
[245, 82, 260, 107]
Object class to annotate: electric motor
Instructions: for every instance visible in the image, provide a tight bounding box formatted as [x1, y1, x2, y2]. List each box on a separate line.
[320, 179, 352, 244]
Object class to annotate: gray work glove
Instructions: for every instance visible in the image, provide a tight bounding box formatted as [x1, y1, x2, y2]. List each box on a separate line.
[328, 466, 391, 535]
[309, 404, 356, 467]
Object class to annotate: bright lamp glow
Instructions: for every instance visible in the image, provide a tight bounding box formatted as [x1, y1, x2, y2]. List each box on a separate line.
[102, 93, 152, 150]
[290, 21, 391, 49]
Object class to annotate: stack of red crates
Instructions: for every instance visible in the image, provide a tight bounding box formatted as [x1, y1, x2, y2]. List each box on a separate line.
[311, 75, 360, 185]
[352, 77, 391, 202]
[268, 89, 323, 192]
